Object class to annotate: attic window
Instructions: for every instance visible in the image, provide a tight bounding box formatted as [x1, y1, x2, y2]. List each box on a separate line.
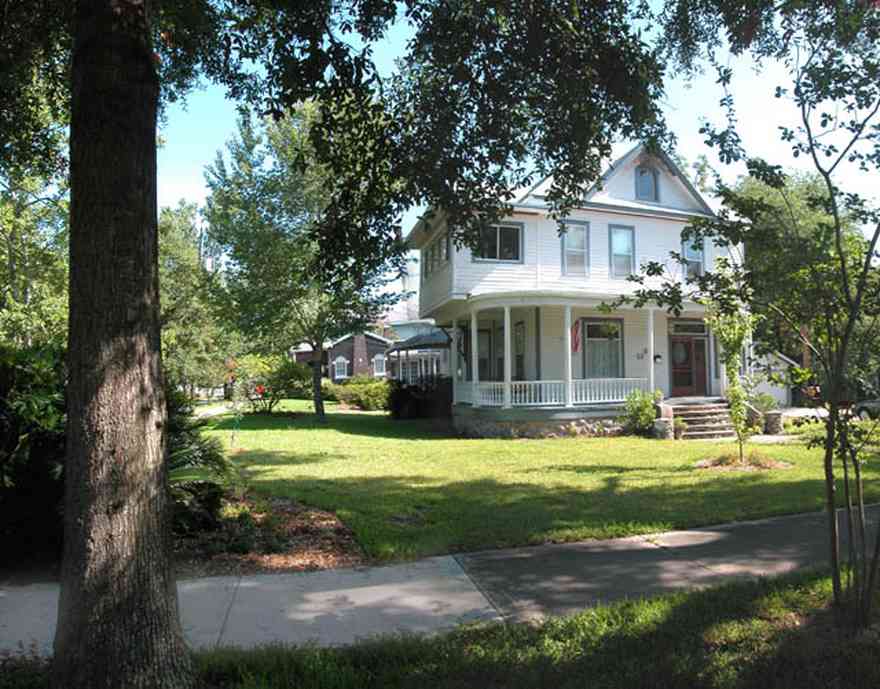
[636, 165, 659, 202]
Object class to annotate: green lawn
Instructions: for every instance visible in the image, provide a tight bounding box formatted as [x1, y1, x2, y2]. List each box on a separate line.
[7, 573, 879, 689]
[204, 401, 880, 562]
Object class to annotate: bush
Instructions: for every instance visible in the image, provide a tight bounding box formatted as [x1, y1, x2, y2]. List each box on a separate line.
[749, 392, 779, 413]
[233, 354, 311, 413]
[333, 377, 390, 411]
[320, 378, 338, 401]
[619, 389, 662, 436]
[165, 385, 237, 533]
[0, 345, 67, 556]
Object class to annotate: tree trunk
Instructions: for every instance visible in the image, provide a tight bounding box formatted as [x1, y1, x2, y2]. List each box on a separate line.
[51, 2, 196, 688]
[312, 345, 326, 420]
[824, 403, 842, 607]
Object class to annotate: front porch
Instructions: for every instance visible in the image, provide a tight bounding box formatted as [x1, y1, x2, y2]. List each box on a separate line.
[443, 294, 726, 414]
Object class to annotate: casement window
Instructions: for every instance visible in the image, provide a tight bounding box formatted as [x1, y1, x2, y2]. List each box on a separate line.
[423, 233, 449, 276]
[333, 356, 349, 379]
[474, 223, 522, 262]
[635, 165, 659, 202]
[373, 353, 386, 376]
[683, 239, 704, 279]
[609, 225, 635, 278]
[584, 320, 623, 378]
[562, 222, 589, 276]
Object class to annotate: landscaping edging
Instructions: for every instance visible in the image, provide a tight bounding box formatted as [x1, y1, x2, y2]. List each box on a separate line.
[452, 405, 622, 438]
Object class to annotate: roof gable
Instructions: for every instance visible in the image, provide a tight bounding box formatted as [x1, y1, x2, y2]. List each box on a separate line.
[516, 143, 714, 218]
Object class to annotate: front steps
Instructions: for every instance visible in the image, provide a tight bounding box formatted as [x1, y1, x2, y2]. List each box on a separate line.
[670, 400, 736, 440]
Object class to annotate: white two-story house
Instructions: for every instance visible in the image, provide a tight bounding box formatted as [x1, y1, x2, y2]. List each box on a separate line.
[406, 143, 740, 435]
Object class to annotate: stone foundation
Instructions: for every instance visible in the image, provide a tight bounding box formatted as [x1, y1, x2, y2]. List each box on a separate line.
[453, 405, 623, 439]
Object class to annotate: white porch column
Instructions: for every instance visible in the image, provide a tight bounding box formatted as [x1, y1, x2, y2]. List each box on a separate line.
[503, 306, 512, 408]
[451, 321, 459, 404]
[564, 304, 573, 407]
[471, 309, 480, 406]
[647, 308, 656, 394]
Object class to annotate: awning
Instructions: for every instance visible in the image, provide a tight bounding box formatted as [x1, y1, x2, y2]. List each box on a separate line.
[387, 329, 451, 353]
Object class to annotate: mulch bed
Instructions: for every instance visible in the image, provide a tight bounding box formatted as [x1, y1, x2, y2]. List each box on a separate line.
[173, 495, 365, 578]
[695, 453, 793, 472]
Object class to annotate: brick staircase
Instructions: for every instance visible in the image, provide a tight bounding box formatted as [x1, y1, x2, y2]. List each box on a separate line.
[670, 399, 736, 440]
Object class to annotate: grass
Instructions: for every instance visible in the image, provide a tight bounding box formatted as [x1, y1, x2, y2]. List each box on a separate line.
[5, 572, 879, 689]
[202, 400, 880, 562]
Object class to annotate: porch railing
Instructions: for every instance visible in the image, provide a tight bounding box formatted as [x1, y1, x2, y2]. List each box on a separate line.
[511, 380, 565, 406]
[460, 377, 648, 408]
[572, 378, 649, 404]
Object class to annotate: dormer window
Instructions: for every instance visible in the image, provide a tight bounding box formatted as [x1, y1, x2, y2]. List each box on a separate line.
[636, 165, 659, 202]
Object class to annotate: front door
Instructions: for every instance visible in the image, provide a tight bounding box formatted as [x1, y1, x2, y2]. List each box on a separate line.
[670, 336, 708, 397]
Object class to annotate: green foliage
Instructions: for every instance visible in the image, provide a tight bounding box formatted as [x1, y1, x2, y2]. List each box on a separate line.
[749, 392, 779, 414]
[329, 377, 391, 412]
[165, 386, 237, 533]
[234, 355, 311, 414]
[619, 389, 662, 436]
[0, 344, 66, 554]
[705, 300, 761, 463]
[0, 170, 68, 348]
[158, 202, 229, 392]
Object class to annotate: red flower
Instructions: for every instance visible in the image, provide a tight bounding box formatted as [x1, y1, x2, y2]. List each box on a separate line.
[255, 384, 266, 396]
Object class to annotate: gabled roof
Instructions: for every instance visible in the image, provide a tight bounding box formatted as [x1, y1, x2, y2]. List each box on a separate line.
[328, 331, 395, 348]
[516, 142, 715, 218]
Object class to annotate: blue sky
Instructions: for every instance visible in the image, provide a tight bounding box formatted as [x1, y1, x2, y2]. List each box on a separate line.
[157, 19, 875, 250]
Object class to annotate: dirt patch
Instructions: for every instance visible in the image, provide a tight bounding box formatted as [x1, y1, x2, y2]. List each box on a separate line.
[695, 450, 793, 472]
[174, 495, 364, 577]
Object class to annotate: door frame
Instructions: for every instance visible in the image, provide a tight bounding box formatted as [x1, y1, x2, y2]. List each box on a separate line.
[667, 319, 710, 397]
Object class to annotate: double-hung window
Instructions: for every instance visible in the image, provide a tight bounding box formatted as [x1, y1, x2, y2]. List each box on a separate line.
[609, 225, 635, 278]
[682, 239, 704, 280]
[333, 356, 349, 379]
[475, 224, 522, 262]
[562, 222, 589, 276]
[636, 165, 659, 202]
[584, 320, 623, 378]
[373, 353, 386, 377]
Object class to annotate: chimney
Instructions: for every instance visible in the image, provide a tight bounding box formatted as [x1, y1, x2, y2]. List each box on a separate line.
[353, 334, 368, 376]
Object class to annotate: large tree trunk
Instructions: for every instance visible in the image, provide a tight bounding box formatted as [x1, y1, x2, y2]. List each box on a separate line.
[312, 345, 326, 420]
[51, 2, 196, 688]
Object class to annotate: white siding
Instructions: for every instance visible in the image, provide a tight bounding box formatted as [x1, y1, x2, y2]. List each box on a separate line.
[418, 226, 453, 315]
[446, 210, 721, 302]
[592, 155, 703, 213]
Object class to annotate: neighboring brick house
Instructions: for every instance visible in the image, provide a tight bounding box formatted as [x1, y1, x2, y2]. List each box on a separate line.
[327, 332, 393, 382]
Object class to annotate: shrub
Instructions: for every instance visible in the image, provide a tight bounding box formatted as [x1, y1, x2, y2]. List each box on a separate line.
[749, 392, 779, 413]
[165, 385, 237, 533]
[334, 377, 391, 411]
[0, 344, 67, 556]
[619, 389, 662, 436]
[320, 378, 339, 401]
[234, 354, 310, 413]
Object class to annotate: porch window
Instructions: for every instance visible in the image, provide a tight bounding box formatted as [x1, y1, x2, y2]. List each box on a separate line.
[562, 222, 589, 275]
[475, 224, 522, 262]
[683, 238, 704, 279]
[584, 320, 623, 378]
[610, 226, 635, 278]
[636, 165, 659, 202]
[333, 356, 349, 379]
[373, 353, 386, 376]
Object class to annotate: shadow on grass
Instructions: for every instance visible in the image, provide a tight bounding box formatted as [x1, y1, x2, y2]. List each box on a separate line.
[192, 570, 880, 689]
[235, 451, 880, 562]
[209, 410, 456, 441]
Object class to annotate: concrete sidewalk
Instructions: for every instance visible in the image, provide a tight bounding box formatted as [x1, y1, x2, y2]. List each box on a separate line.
[2, 507, 876, 654]
[0, 556, 500, 655]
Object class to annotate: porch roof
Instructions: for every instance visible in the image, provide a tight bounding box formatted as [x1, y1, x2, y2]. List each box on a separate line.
[454, 289, 707, 314]
[387, 330, 451, 353]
